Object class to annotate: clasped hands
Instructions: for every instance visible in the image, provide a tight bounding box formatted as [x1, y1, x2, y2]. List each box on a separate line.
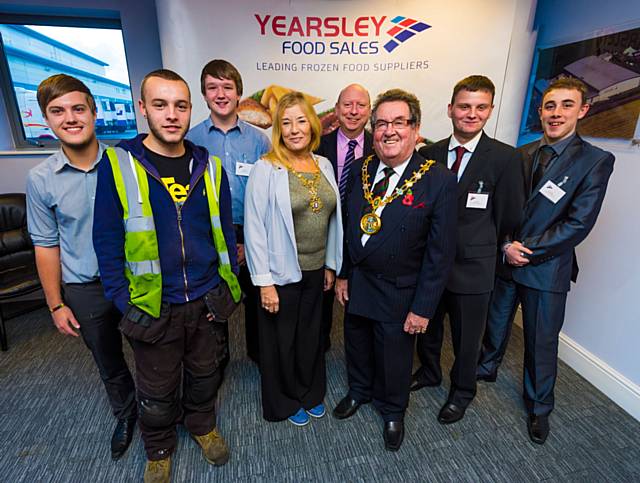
[505, 240, 532, 267]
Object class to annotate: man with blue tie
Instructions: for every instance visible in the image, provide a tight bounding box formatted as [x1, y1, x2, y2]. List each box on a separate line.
[483, 77, 614, 444]
[316, 84, 373, 351]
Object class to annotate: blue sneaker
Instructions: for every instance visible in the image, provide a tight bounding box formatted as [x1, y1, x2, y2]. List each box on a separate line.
[306, 403, 326, 418]
[288, 408, 310, 426]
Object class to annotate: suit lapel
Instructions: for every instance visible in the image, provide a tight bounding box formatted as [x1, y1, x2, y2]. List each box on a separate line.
[523, 142, 537, 201]
[537, 136, 582, 187]
[526, 136, 582, 203]
[327, 130, 339, 178]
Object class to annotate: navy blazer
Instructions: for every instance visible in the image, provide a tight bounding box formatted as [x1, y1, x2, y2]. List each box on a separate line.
[513, 135, 614, 293]
[419, 133, 523, 294]
[339, 151, 457, 322]
[316, 128, 374, 181]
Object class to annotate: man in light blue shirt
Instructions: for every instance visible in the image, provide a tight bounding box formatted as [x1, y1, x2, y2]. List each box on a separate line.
[26, 74, 136, 460]
[187, 59, 270, 364]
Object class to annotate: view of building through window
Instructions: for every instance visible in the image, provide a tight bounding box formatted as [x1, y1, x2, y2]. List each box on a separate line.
[0, 23, 137, 143]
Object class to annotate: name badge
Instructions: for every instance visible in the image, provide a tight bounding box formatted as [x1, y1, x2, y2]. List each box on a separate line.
[539, 180, 566, 204]
[235, 162, 253, 177]
[466, 192, 489, 209]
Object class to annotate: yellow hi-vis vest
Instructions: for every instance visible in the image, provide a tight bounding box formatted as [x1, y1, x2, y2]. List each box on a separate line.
[106, 147, 241, 318]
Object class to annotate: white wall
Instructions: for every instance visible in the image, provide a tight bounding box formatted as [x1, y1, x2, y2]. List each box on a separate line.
[528, 0, 640, 419]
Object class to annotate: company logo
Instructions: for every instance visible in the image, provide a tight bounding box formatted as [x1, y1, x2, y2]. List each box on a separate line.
[254, 14, 431, 55]
[383, 16, 431, 53]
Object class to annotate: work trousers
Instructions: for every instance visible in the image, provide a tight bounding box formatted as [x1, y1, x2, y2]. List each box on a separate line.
[127, 297, 228, 460]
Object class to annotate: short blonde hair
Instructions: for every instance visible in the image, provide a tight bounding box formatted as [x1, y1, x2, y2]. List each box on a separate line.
[265, 91, 321, 165]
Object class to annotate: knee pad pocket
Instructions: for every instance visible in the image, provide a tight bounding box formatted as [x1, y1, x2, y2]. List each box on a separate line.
[139, 398, 178, 428]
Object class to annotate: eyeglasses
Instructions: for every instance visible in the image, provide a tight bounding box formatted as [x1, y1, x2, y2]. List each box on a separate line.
[373, 118, 415, 131]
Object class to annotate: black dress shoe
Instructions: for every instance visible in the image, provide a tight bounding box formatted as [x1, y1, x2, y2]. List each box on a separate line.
[409, 373, 441, 392]
[476, 372, 497, 383]
[527, 414, 549, 445]
[437, 402, 466, 424]
[332, 396, 367, 419]
[111, 417, 137, 460]
[383, 421, 404, 451]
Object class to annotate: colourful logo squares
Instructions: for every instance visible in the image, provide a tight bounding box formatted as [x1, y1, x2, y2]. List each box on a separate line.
[384, 16, 431, 52]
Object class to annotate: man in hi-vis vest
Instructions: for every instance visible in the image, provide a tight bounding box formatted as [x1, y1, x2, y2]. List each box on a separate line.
[93, 69, 240, 483]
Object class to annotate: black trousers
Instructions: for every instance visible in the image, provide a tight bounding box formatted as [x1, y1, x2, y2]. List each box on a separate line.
[345, 313, 415, 422]
[127, 297, 228, 460]
[477, 276, 519, 378]
[415, 290, 491, 408]
[258, 269, 326, 421]
[236, 225, 259, 363]
[320, 289, 335, 351]
[518, 284, 567, 416]
[63, 281, 136, 421]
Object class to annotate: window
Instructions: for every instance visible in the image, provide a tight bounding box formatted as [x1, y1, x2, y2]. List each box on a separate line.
[0, 15, 137, 148]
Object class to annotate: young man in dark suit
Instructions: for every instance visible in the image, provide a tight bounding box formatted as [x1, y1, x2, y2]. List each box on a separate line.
[411, 76, 523, 426]
[315, 84, 374, 350]
[333, 89, 457, 451]
[489, 77, 614, 444]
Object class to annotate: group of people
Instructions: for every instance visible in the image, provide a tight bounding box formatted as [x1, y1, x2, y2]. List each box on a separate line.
[25, 57, 614, 483]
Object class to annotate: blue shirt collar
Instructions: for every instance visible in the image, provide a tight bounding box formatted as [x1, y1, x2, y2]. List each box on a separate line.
[205, 115, 244, 134]
[540, 133, 576, 158]
[54, 141, 106, 173]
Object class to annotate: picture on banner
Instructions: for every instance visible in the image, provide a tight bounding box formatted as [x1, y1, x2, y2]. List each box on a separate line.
[519, 25, 640, 144]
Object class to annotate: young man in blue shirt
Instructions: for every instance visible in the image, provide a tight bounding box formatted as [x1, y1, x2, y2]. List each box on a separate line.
[26, 74, 136, 460]
[187, 59, 270, 364]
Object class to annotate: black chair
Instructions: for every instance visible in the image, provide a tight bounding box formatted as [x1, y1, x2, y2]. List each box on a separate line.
[0, 193, 44, 351]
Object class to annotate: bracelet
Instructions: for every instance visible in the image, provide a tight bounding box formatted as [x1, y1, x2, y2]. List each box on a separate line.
[49, 303, 65, 313]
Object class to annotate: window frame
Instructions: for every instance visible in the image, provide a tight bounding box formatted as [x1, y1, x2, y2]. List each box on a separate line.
[0, 12, 136, 149]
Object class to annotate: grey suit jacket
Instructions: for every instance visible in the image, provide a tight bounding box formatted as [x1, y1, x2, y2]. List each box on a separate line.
[512, 135, 614, 292]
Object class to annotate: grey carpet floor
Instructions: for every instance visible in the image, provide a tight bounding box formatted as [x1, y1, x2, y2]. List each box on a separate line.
[1, 303, 638, 482]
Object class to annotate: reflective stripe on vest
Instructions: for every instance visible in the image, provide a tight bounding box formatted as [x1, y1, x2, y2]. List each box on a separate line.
[204, 157, 241, 303]
[106, 147, 241, 317]
[106, 147, 163, 317]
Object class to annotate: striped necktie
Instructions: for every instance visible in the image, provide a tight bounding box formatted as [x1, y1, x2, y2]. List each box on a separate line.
[363, 166, 395, 215]
[339, 139, 358, 202]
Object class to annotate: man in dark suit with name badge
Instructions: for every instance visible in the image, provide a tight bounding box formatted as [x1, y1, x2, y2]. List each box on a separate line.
[333, 89, 457, 451]
[489, 77, 614, 444]
[411, 76, 523, 425]
[316, 84, 374, 351]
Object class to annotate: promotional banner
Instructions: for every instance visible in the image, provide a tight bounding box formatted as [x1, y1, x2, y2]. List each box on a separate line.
[156, 0, 517, 141]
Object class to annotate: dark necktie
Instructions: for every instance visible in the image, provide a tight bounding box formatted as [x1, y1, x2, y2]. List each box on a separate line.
[364, 166, 395, 215]
[451, 145, 467, 175]
[532, 145, 555, 190]
[339, 139, 358, 203]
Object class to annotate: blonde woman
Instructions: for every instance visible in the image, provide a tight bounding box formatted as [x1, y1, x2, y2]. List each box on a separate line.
[244, 92, 342, 426]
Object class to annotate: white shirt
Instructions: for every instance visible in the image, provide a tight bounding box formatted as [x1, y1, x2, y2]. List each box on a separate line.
[447, 130, 483, 181]
[361, 155, 412, 246]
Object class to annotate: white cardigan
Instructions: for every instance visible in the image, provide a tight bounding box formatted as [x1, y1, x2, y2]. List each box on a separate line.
[244, 155, 343, 287]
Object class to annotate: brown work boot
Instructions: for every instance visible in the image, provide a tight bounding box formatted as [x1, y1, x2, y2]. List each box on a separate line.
[191, 427, 230, 465]
[143, 456, 171, 483]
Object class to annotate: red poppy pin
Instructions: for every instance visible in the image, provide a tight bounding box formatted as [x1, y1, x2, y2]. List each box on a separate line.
[402, 189, 414, 206]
